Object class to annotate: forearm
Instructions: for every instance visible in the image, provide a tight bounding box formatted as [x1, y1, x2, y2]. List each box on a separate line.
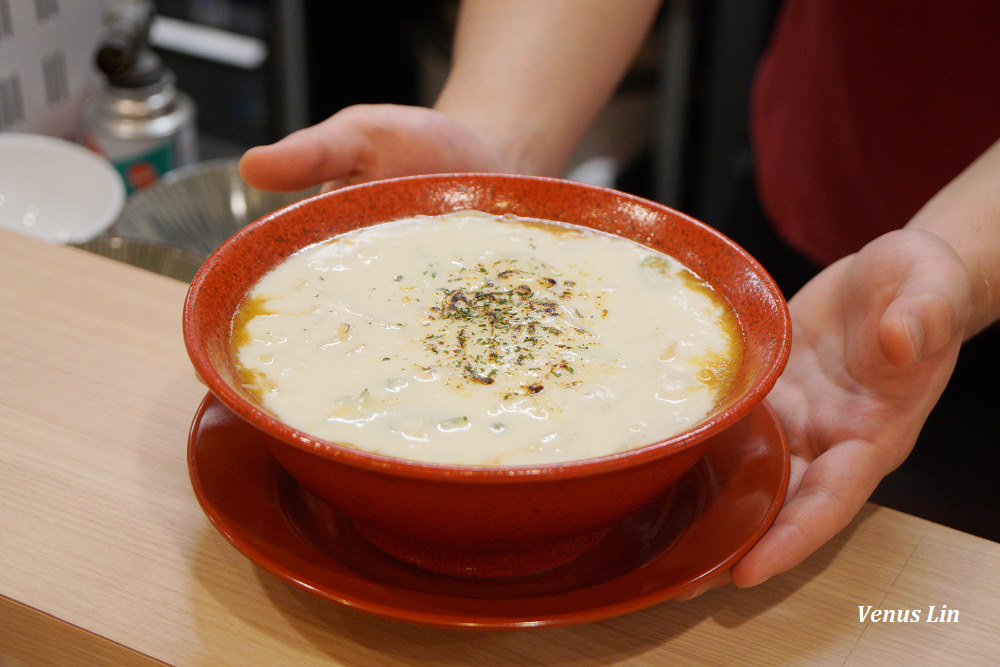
[434, 0, 662, 176]
[905, 137, 1000, 337]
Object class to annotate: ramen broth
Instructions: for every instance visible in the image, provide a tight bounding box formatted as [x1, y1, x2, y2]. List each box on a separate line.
[232, 210, 742, 465]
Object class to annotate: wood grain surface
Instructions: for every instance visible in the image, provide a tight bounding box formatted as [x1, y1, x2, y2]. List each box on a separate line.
[2, 229, 998, 665]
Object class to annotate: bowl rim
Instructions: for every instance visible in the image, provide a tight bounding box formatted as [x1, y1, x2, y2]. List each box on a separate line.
[183, 172, 791, 481]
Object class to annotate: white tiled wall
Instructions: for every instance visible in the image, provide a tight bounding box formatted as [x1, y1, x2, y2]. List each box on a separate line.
[0, 0, 113, 138]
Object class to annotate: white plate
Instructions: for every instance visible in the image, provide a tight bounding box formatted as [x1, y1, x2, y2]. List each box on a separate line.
[0, 133, 125, 243]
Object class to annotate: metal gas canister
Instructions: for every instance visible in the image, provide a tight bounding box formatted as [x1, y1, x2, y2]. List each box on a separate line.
[82, 0, 197, 193]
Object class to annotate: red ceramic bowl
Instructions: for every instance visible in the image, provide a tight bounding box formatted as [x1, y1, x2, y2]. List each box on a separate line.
[183, 173, 791, 578]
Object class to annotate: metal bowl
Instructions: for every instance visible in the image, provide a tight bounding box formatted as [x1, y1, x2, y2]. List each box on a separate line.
[112, 158, 319, 259]
[74, 236, 205, 283]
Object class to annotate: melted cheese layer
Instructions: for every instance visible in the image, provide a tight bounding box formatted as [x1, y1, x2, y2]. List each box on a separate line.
[233, 211, 741, 465]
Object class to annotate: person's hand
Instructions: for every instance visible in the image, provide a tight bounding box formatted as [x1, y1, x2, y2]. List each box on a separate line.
[682, 228, 973, 598]
[238, 104, 512, 193]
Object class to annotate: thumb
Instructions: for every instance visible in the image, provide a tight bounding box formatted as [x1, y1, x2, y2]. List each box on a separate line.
[239, 114, 370, 192]
[874, 232, 972, 368]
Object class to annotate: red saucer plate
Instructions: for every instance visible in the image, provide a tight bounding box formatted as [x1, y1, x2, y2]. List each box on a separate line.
[188, 393, 789, 629]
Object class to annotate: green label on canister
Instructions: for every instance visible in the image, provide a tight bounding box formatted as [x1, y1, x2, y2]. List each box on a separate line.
[111, 140, 176, 194]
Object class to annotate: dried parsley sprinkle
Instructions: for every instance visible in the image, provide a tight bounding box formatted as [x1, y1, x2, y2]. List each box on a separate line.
[419, 258, 599, 393]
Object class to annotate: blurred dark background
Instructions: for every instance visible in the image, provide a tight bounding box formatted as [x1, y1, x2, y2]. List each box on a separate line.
[149, 0, 779, 232]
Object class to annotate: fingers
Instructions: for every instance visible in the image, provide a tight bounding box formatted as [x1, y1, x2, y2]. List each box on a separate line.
[730, 441, 884, 588]
[878, 266, 971, 369]
[879, 291, 958, 368]
[238, 114, 369, 192]
[238, 103, 512, 195]
[847, 230, 973, 368]
[835, 230, 972, 370]
[674, 571, 731, 601]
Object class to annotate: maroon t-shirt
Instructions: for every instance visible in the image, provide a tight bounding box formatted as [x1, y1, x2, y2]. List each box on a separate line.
[751, 0, 1000, 266]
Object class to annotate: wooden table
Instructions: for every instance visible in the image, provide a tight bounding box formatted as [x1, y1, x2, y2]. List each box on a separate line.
[2, 227, 998, 665]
